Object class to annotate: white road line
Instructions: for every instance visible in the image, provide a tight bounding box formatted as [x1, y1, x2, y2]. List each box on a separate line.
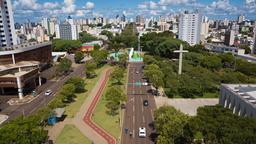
[151, 109, 154, 118]
[133, 104, 135, 113]
[133, 129, 135, 138]
[143, 115, 145, 123]
[133, 115, 135, 124]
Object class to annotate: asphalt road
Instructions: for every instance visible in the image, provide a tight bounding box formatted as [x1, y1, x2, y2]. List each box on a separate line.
[122, 62, 156, 144]
[2, 64, 85, 122]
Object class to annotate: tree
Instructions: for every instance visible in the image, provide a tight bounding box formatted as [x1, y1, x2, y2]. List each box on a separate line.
[118, 53, 128, 67]
[94, 44, 100, 51]
[154, 106, 190, 144]
[74, 51, 84, 63]
[105, 86, 126, 115]
[66, 76, 85, 93]
[108, 36, 124, 56]
[100, 30, 113, 40]
[239, 44, 251, 54]
[120, 23, 138, 48]
[85, 62, 97, 78]
[28, 38, 37, 42]
[111, 67, 125, 84]
[57, 57, 72, 75]
[144, 64, 164, 90]
[144, 55, 158, 65]
[52, 39, 81, 52]
[91, 50, 109, 66]
[178, 74, 203, 98]
[201, 55, 222, 70]
[79, 32, 98, 43]
[60, 83, 76, 102]
[0, 116, 48, 144]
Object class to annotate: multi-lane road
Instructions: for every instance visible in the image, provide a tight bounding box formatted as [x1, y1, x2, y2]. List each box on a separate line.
[122, 62, 156, 144]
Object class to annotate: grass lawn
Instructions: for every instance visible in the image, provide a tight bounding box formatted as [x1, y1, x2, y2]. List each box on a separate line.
[65, 65, 110, 118]
[92, 67, 127, 139]
[55, 124, 91, 144]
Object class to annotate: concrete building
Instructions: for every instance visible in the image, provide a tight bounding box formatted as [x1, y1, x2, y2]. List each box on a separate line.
[253, 26, 256, 54]
[238, 15, 245, 24]
[200, 17, 209, 42]
[224, 30, 235, 46]
[41, 18, 50, 34]
[220, 84, 256, 117]
[205, 43, 245, 55]
[136, 15, 145, 26]
[0, 0, 17, 48]
[0, 42, 52, 99]
[55, 22, 78, 40]
[178, 11, 202, 45]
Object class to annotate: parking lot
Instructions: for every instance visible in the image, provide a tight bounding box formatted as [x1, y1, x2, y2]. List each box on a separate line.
[155, 97, 219, 116]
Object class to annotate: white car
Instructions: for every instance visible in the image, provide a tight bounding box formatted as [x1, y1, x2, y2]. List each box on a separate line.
[142, 82, 148, 86]
[139, 127, 146, 137]
[44, 90, 52, 96]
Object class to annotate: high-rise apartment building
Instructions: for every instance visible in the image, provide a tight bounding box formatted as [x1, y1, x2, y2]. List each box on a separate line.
[0, 0, 17, 48]
[238, 15, 245, 24]
[178, 11, 202, 45]
[41, 18, 50, 34]
[200, 16, 209, 41]
[136, 15, 145, 26]
[224, 30, 235, 46]
[55, 16, 79, 40]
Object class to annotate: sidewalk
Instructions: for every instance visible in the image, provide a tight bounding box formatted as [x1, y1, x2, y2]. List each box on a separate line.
[48, 67, 114, 144]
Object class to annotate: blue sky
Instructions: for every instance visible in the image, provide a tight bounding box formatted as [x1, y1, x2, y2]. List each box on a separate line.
[12, 0, 256, 23]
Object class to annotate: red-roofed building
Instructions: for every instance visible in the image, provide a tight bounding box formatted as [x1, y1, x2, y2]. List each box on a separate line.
[80, 45, 94, 53]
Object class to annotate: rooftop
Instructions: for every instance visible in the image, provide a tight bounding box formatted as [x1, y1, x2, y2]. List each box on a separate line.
[223, 84, 256, 107]
[0, 41, 51, 56]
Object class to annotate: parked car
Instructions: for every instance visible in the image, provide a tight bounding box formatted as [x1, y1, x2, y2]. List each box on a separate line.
[143, 100, 149, 106]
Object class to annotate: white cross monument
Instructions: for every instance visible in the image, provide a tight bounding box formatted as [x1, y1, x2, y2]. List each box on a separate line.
[174, 44, 188, 75]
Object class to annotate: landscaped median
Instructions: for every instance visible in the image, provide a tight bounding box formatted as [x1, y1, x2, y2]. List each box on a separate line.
[92, 67, 128, 140]
[55, 124, 91, 144]
[65, 65, 110, 118]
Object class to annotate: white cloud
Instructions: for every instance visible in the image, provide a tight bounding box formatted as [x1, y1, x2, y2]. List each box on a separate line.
[43, 2, 59, 9]
[161, 6, 167, 10]
[14, 0, 41, 10]
[85, 1, 95, 10]
[149, 1, 158, 9]
[138, 3, 147, 9]
[62, 0, 76, 14]
[159, 0, 189, 5]
[76, 10, 84, 17]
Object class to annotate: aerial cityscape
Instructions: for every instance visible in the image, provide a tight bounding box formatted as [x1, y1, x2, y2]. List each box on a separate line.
[0, 0, 256, 144]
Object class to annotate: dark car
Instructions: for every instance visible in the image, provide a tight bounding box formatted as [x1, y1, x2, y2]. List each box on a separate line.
[143, 100, 149, 106]
[121, 103, 126, 109]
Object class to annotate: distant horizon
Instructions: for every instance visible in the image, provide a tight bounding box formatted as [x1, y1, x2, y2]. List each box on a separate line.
[11, 0, 256, 23]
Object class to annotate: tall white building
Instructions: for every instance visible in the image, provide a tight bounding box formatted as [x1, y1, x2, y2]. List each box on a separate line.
[55, 16, 79, 40]
[0, 0, 17, 48]
[200, 16, 209, 41]
[41, 18, 50, 34]
[238, 15, 245, 24]
[178, 11, 202, 45]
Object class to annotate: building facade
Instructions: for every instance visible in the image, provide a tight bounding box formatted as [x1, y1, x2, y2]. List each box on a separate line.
[0, 0, 17, 48]
[0, 42, 52, 99]
[224, 30, 235, 46]
[220, 84, 256, 117]
[178, 11, 202, 45]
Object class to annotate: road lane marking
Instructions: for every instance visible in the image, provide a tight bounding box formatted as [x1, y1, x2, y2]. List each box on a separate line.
[133, 115, 135, 124]
[151, 109, 154, 119]
[133, 104, 135, 112]
[143, 115, 145, 123]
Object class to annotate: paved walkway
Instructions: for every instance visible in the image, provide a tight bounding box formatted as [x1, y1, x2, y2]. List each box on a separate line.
[155, 97, 219, 116]
[48, 68, 116, 144]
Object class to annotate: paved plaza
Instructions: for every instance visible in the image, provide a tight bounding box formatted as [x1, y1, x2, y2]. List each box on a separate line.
[155, 97, 219, 116]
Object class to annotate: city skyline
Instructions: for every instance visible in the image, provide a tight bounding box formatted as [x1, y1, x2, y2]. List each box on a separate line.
[12, 0, 256, 23]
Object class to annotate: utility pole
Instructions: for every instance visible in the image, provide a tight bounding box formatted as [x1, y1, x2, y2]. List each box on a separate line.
[174, 44, 188, 75]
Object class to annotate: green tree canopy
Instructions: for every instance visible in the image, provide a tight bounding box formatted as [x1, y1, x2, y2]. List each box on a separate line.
[110, 67, 125, 85]
[100, 30, 113, 40]
[74, 51, 84, 63]
[66, 76, 85, 93]
[60, 83, 76, 102]
[85, 62, 97, 78]
[57, 57, 72, 75]
[52, 39, 81, 52]
[79, 32, 98, 43]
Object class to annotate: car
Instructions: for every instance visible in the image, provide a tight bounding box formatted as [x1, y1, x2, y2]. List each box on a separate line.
[143, 100, 149, 106]
[139, 127, 146, 137]
[136, 71, 139, 74]
[142, 82, 148, 86]
[121, 103, 126, 109]
[44, 90, 52, 96]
